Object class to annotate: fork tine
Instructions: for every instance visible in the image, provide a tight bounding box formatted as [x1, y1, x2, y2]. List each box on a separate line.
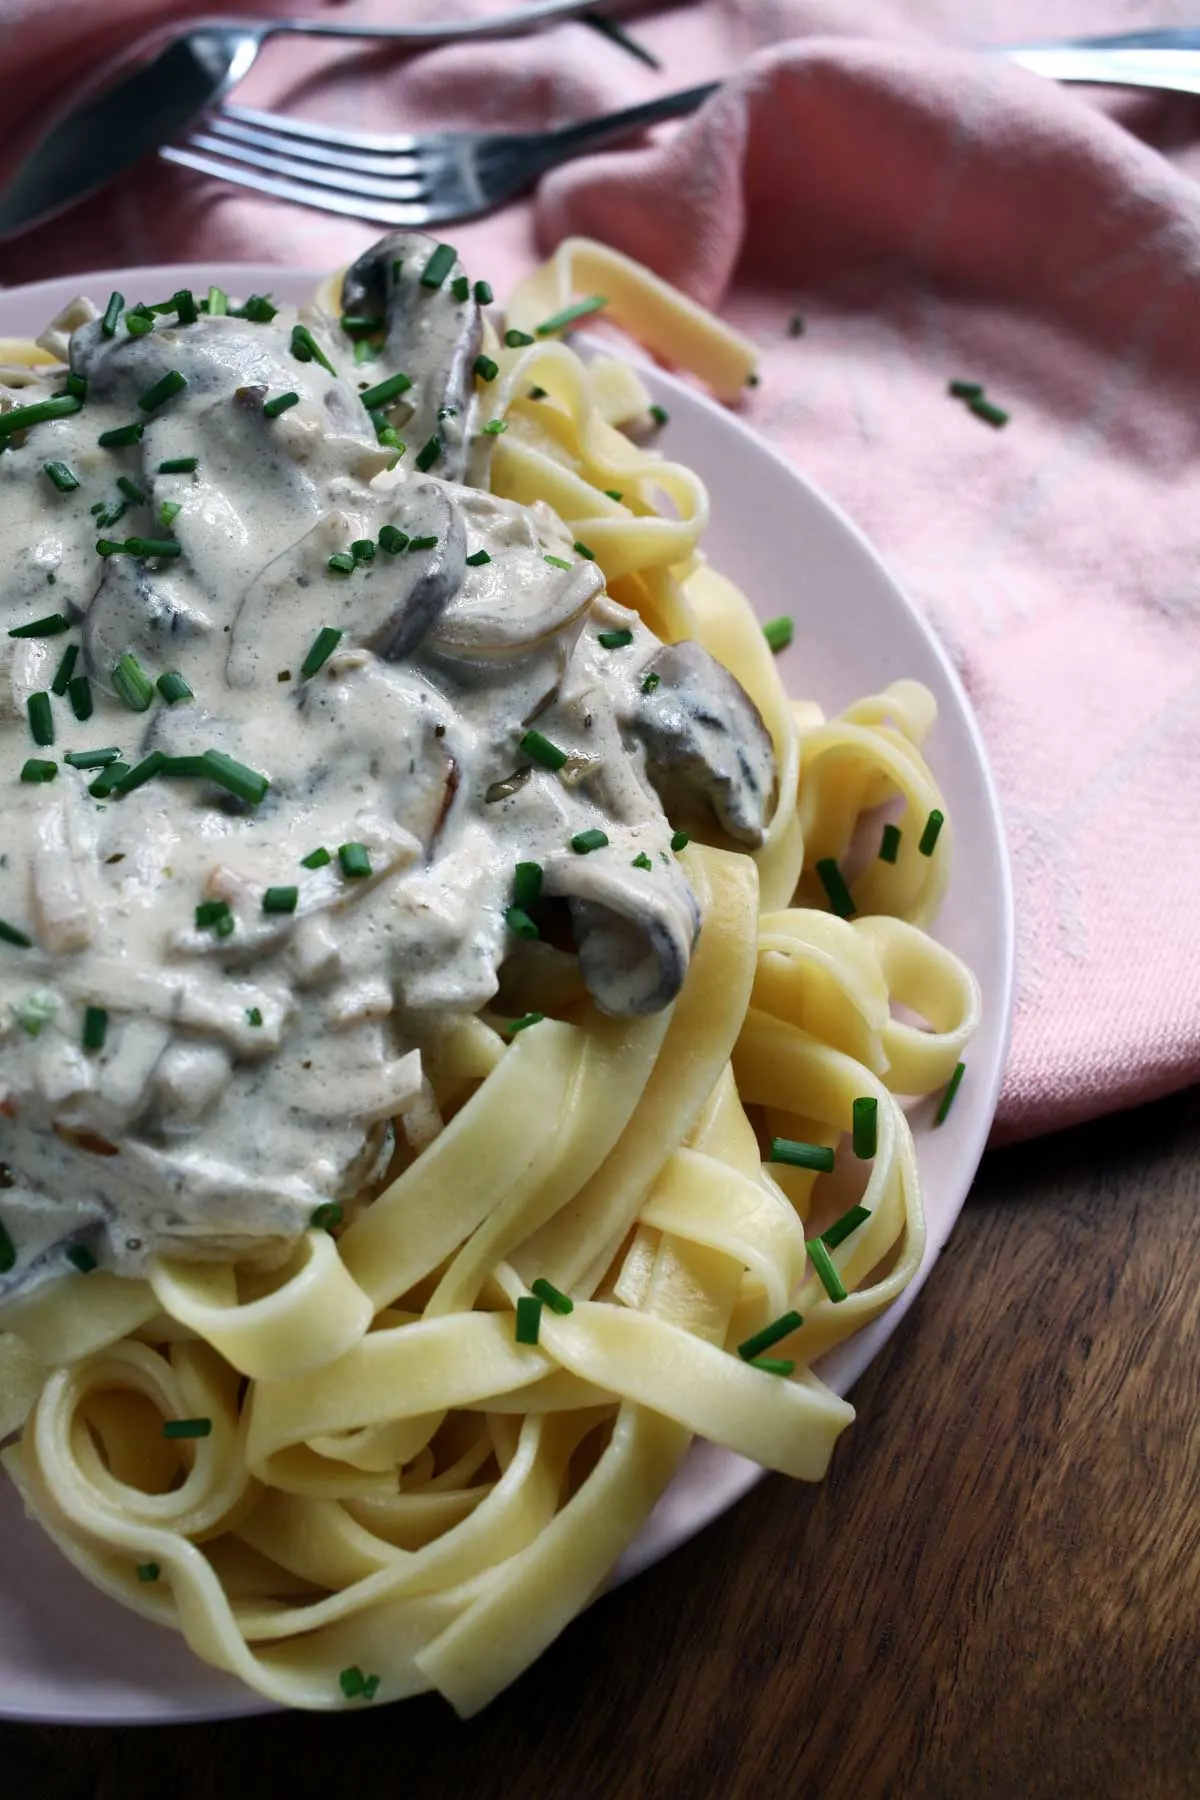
[180, 130, 433, 203]
[159, 144, 434, 228]
[201, 113, 429, 181]
[222, 102, 432, 157]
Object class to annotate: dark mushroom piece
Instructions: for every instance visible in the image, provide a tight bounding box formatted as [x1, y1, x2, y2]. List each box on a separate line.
[340, 231, 482, 482]
[624, 641, 777, 848]
[424, 548, 603, 673]
[82, 555, 216, 696]
[543, 849, 700, 1017]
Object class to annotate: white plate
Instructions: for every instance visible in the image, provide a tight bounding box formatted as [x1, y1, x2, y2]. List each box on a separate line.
[0, 265, 1015, 1724]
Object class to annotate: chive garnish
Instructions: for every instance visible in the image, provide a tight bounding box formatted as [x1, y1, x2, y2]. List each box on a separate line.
[641, 671, 660, 694]
[161, 756, 211, 779]
[571, 828, 608, 854]
[101, 291, 124, 337]
[822, 1204, 871, 1250]
[415, 436, 441, 472]
[111, 751, 166, 796]
[354, 339, 377, 367]
[0, 919, 32, 949]
[504, 329, 534, 348]
[670, 830, 689, 852]
[80, 1004, 108, 1053]
[0, 394, 82, 441]
[97, 422, 144, 448]
[515, 1295, 542, 1344]
[136, 1563, 160, 1583]
[520, 729, 567, 772]
[327, 552, 355, 576]
[815, 857, 855, 919]
[201, 751, 269, 806]
[339, 1665, 369, 1699]
[162, 1418, 212, 1440]
[152, 672, 192, 713]
[338, 843, 372, 879]
[513, 861, 542, 908]
[807, 1238, 847, 1303]
[359, 370, 412, 410]
[117, 475, 145, 505]
[506, 1012, 544, 1036]
[311, 1201, 344, 1232]
[137, 370, 187, 414]
[341, 313, 385, 337]
[195, 898, 232, 932]
[451, 275, 470, 303]
[482, 419, 507, 436]
[87, 762, 128, 798]
[753, 1356, 796, 1376]
[474, 280, 493, 305]
[20, 758, 56, 783]
[632, 851, 652, 870]
[263, 390, 300, 418]
[301, 626, 342, 678]
[762, 616, 794, 654]
[530, 1277, 574, 1315]
[64, 747, 120, 769]
[95, 536, 126, 555]
[919, 809, 944, 856]
[408, 535, 438, 553]
[535, 295, 607, 336]
[473, 354, 499, 383]
[465, 549, 491, 567]
[968, 395, 1009, 428]
[126, 312, 154, 339]
[245, 1007, 262, 1027]
[262, 886, 298, 915]
[43, 460, 79, 493]
[111, 654, 154, 712]
[505, 905, 538, 940]
[769, 1138, 835, 1174]
[851, 1097, 878, 1159]
[27, 692, 53, 747]
[50, 646, 79, 698]
[597, 629, 632, 649]
[420, 244, 457, 289]
[543, 554, 572, 571]
[737, 1310, 803, 1361]
[68, 675, 93, 721]
[948, 379, 983, 399]
[238, 294, 277, 323]
[377, 525, 408, 555]
[9, 613, 71, 639]
[207, 286, 228, 315]
[66, 1245, 97, 1274]
[935, 1061, 966, 1126]
[173, 288, 198, 325]
[158, 500, 180, 527]
[649, 404, 669, 427]
[604, 489, 623, 502]
[879, 823, 901, 864]
[158, 456, 198, 474]
[351, 538, 375, 564]
[290, 323, 336, 376]
[301, 847, 331, 869]
[125, 536, 181, 560]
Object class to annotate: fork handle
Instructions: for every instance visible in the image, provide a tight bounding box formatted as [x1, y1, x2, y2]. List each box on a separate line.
[538, 81, 721, 160]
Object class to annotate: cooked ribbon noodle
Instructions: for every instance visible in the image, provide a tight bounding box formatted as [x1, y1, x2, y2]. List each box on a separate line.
[0, 246, 981, 1715]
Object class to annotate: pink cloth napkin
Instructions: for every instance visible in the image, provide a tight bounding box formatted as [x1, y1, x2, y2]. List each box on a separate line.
[3, 0, 1199, 1142]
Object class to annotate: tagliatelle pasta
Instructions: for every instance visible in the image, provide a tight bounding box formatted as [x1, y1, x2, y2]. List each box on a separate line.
[0, 242, 980, 1716]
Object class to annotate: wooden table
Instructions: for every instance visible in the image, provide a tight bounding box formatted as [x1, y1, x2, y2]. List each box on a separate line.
[5, 1092, 1198, 1799]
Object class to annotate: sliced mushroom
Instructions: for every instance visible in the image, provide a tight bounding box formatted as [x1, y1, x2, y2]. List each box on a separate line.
[625, 641, 776, 847]
[340, 231, 482, 481]
[543, 844, 700, 1016]
[425, 547, 602, 667]
[82, 554, 215, 692]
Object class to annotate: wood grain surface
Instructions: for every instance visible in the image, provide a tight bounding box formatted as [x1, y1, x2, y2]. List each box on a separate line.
[4, 1090, 1198, 1800]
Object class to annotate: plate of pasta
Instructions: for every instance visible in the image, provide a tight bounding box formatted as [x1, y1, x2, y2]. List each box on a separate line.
[0, 240, 1012, 1723]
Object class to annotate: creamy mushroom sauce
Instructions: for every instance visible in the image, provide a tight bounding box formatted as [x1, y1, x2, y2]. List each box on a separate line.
[0, 250, 774, 1299]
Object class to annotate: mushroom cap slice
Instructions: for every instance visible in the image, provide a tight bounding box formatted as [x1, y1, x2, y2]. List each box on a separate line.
[543, 848, 700, 1017]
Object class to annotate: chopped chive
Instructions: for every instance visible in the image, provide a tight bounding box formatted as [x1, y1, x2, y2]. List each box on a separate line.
[62, 373, 86, 401]
[968, 395, 1009, 428]
[353, 339, 377, 366]
[420, 243, 457, 290]
[117, 475, 145, 505]
[506, 1012, 544, 1037]
[301, 847, 331, 869]
[101, 291, 124, 337]
[604, 489, 623, 502]
[543, 554, 572, 571]
[238, 294, 277, 323]
[571, 828, 608, 854]
[361, 1676, 380, 1702]
[359, 370, 413, 410]
[340, 313, 385, 337]
[504, 329, 534, 348]
[351, 538, 375, 565]
[631, 851, 653, 870]
[788, 314, 805, 337]
[751, 1356, 795, 1376]
[111, 750, 165, 796]
[137, 370, 186, 414]
[173, 288, 198, 325]
[43, 460, 79, 493]
[68, 675, 93, 721]
[465, 549, 491, 567]
[207, 286, 228, 315]
[451, 275, 470, 303]
[66, 1245, 97, 1274]
[513, 861, 542, 908]
[948, 379, 983, 399]
[473, 354, 499, 383]
[822, 1204, 871, 1251]
[0, 394, 82, 441]
[879, 823, 902, 864]
[327, 552, 355, 576]
[64, 747, 120, 769]
[474, 280, 493, 305]
[20, 758, 56, 783]
[851, 1096, 878, 1160]
[160, 755, 210, 778]
[515, 1295, 542, 1345]
[262, 886, 298, 915]
[649, 404, 669, 427]
[95, 536, 127, 556]
[290, 323, 337, 376]
[670, 830, 690, 852]
[201, 751, 269, 806]
[520, 729, 568, 772]
[641, 671, 660, 694]
[9, 613, 71, 639]
[769, 1137, 835, 1174]
[597, 629, 632, 649]
[762, 616, 794, 654]
[918, 809, 945, 856]
[737, 1310, 804, 1361]
[531, 1277, 574, 1315]
[263, 390, 300, 418]
[97, 421, 143, 448]
[82, 1005, 109, 1051]
[111, 654, 154, 712]
[158, 456, 198, 474]
[246, 1007, 263, 1027]
[311, 1201, 344, 1233]
[415, 436, 441, 472]
[0, 919, 32, 949]
[815, 857, 855, 919]
[152, 672, 193, 714]
[338, 842, 372, 879]
[482, 419, 508, 438]
[195, 898, 232, 931]
[807, 1237, 847, 1303]
[301, 626, 342, 678]
[162, 1417, 212, 1440]
[339, 1665, 366, 1699]
[125, 313, 154, 339]
[535, 295, 607, 336]
[27, 692, 53, 747]
[505, 905, 539, 940]
[136, 1563, 160, 1583]
[935, 1061, 966, 1126]
[407, 535, 438, 553]
[126, 536, 181, 560]
[51, 644, 79, 695]
[87, 762, 128, 798]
